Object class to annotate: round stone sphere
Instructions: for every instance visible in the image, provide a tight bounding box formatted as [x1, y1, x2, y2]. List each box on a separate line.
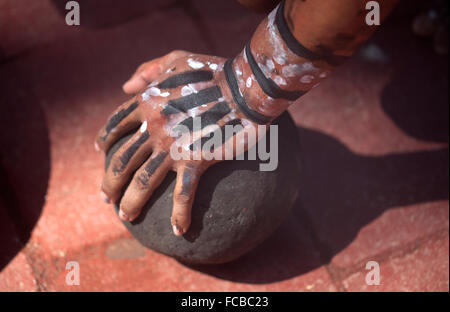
[106, 112, 301, 264]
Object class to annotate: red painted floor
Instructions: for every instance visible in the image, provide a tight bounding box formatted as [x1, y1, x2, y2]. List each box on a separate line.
[0, 0, 448, 291]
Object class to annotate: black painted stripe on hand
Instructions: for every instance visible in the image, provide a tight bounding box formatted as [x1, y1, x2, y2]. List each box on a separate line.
[162, 86, 222, 115]
[102, 101, 139, 141]
[245, 42, 304, 101]
[157, 70, 214, 89]
[223, 59, 271, 125]
[275, 0, 347, 66]
[174, 101, 231, 133]
[138, 151, 168, 186]
[113, 131, 150, 174]
[180, 167, 196, 196]
[189, 119, 243, 151]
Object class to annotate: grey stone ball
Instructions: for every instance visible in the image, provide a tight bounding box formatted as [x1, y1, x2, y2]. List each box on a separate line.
[106, 112, 301, 264]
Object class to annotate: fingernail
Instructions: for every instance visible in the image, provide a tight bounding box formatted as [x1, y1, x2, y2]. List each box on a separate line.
[172, 224, 183, 236]
[94, 141, 100, 152]
[119, 209, 131, 221]
[100, 191, 110, 203]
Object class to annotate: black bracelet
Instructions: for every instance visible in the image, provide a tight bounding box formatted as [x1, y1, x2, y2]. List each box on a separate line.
[245, 42, 305, 101]
[224, 58, 272, 125]
[275, 0, 347, 66]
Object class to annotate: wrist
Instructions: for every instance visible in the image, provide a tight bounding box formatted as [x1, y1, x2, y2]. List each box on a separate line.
[225, 1, 336, 123]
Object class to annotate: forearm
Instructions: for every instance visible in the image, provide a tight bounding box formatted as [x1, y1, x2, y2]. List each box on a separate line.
[228, 0, 399, 120]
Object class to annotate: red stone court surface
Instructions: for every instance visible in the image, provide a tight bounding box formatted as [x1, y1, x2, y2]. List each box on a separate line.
[0, 0, 448, 291]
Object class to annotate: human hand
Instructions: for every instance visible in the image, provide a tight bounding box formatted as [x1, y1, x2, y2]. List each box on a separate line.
[96, 51, 268, 236]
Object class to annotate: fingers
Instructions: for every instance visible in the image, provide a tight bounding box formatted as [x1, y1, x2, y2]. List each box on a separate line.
[123, 50, 190, 94]
[122, 61, 162, 94]
[118, 151, 171, 221]
[171, 165, 202, 236]
[101, 126, 151, 203]
[96, 99, 141, 153]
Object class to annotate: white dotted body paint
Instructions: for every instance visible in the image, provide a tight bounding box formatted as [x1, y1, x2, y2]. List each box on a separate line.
[282, 62, 318, 77]
[181, 86, 192, 96]
[181, 84, 198, 96]
[267, 6, 288, 65]
[238, 85, 243, 96]
[141, 92, 150, 101]
[140, 121, 147, 133]
[274, 76, 287, 86]
[215, 63, 225, 72]
[300, 75, 315, 84]
[258, 96, 277, 115]
[209, 63, 218, 70]
[266, 59, 275, 71]
[240, 118, 253, 127]
[187, 106, 204, 118]
[228, 112, 236, 120]
[187, 58, 205, 69]
[188, 83, 199, 93]
[164, 113, 189, 136]
[149, 87, 160, 96]
[149, 87, 170, 97]
[233, 61, 246, 96]
[254, 51, 282, 84]
[258, 61, 271, 77]
[246, 77, 252, 88]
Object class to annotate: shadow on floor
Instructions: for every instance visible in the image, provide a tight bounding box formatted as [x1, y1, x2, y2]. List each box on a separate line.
[378, 0, 449, 144]
[0, 0, 447, 284]
[182, 0, 449, 283]
[0, 63, 50, 271]
[185, 127, 448, 283]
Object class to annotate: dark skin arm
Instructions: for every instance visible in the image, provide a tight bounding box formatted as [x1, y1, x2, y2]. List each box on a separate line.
[97, 0, 399, 236]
